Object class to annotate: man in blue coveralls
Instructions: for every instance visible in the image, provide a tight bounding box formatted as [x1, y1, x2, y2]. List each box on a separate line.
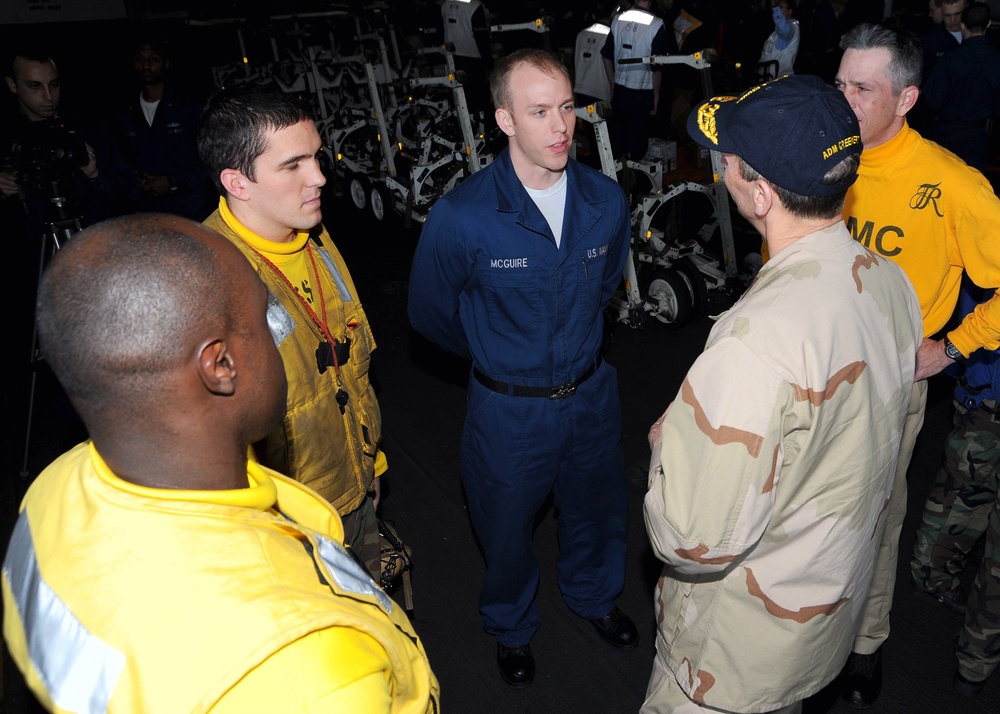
[408, 47, 636, 688]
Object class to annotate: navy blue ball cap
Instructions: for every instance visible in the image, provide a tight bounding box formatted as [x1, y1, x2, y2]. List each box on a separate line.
[686, 74, 862, 197]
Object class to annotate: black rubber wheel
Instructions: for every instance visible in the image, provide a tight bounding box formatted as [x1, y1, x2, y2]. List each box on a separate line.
[673, 257, 710, 321]
[370, 182, 393, 222]
[645, 267, 693, 329]
[348, 173, 369, 211]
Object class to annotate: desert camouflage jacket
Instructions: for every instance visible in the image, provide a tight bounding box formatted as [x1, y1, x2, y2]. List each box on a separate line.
[644, 223, 922, 712]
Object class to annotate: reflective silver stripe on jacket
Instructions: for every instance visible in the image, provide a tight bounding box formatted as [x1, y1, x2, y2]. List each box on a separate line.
[315, 533, 392, 611]
[3, 512, 124, 714]
[318, 248, 355, 302]
[265, 288, 296, 347]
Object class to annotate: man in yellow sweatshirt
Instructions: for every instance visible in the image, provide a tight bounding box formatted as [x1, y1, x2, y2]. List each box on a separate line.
[2, 213, 440, 713]
[833, 22, 1000, 709]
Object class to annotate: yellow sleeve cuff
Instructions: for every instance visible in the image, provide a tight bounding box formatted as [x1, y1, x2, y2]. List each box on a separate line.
[950, 290, 1000, 357]
[374, 449, 388, 477]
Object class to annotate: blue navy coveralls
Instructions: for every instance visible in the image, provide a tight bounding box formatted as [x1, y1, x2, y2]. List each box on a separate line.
[408, 148, 632, 647]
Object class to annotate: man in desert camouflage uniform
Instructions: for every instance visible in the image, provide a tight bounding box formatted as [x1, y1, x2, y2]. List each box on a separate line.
[641, 74, 923, 713]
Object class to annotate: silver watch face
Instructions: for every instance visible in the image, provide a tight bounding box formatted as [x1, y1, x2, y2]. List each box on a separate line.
[945, 341, 961, 360]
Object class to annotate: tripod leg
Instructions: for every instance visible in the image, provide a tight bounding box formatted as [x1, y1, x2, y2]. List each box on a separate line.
[19, 370, 39, 481]
[20, 229, 55, 482]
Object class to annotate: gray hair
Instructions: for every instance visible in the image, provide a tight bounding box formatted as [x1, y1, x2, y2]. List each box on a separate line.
[839, 23, 922, 94]
[737, 154, 859, 219]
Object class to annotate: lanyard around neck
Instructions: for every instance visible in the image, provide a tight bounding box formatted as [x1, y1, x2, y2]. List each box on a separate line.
[249, 241, 342, 375]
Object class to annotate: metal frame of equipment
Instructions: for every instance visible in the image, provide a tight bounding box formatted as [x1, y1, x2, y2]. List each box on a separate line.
[578, 50, 741, 330]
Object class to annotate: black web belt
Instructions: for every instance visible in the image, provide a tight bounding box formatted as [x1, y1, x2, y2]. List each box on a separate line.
[472, 357, 602, 400]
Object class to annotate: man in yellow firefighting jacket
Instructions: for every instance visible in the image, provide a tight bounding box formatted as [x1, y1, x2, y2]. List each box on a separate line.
[197, 83, 386, 577]
[2, 213, 439, 713]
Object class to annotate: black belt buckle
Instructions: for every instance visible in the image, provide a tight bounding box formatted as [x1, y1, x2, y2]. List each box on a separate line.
[549, 382, 578, 400]
[473, 358, 599, 399]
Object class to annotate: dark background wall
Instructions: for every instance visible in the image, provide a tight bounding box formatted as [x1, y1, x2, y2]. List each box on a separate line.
[0, 0, 934, 124]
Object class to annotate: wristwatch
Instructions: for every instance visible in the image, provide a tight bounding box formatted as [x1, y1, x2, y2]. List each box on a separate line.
[944, 338, 965, 362]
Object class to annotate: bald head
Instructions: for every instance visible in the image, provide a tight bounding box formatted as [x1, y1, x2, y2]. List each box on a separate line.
[37, 214, 234, 407]
[37, 213, 288, 489]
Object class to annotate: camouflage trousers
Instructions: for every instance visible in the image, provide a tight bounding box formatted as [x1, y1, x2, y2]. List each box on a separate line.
[910, 398, 1000, 682]
[342, 492, 381, 581]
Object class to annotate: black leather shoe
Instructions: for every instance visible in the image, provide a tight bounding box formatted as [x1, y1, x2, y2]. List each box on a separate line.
[589, 606, 638, 650]
[840, 647, 882, 709]
[952, 670, 984, 698]
[497, 643, 534, 688]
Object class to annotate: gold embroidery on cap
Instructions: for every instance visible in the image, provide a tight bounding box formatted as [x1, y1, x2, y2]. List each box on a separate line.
[697, 96, 736, 146]
[737, 83, 765, 102]
[821, 134, 861, 160]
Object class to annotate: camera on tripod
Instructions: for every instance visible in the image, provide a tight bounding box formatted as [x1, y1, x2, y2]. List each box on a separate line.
[3, 119, 90, 195]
